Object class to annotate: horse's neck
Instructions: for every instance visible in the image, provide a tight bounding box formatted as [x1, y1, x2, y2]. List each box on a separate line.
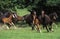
[33, 15, 37, 20]
[9, 15, 12, 19]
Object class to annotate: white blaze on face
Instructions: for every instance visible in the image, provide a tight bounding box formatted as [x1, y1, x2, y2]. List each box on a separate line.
[41, 11, 45, 17]
[34, 11, 36, 15]
[14, 14, 17, 18]
[53, 16, 56, 20]
[12, 14, 15, 18]
[12, 14, 17, 18]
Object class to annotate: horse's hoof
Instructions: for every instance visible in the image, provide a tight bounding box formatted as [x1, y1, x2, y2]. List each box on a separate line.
[32, 29, 34, 30]
[6, 26, 9, 29]
[51, 29, 54, 32]
[40, 30, 41, 33]
[37, 31, 40, 33]
[37, 30, 41, 33]
[47, 31, 49, 32]
[14, 26, 17, 29]
[15, 27, 17, 29]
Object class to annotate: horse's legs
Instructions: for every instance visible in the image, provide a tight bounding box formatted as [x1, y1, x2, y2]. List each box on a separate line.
[49, 25, 54, 32]
[53, 22, 57, 28]
[11, 22, 17, 29]
[4, 23, 9, 29]
[31, 24, 35, 30]
[49, 26, 54, 32]
[43, 25, 45, 29]
[49, 22, 54, 32]
[36, 24, 41, 33]
[7, 24, 11, 29]
[6, 25, 9, 29]
[9, 22, 16, 29]
[45, 25, 49, 32]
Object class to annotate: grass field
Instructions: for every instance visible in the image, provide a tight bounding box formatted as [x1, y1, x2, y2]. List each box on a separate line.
[0, 23, 60, 39]
[0, 9, 60, 39]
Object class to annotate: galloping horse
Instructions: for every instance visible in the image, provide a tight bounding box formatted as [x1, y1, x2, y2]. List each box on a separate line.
[1, 13, 16, 29]
[23, 11, 41, 32]
[23, 14, 33, 26]
[12, 15, 24, 24]
[49, 12, 58, 28]
[31, 10, 41, 32]
[49, 12, 58, 22]
[38, 10, 58, 32]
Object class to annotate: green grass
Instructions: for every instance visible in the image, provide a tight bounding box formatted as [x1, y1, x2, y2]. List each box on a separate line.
[0, 23, 60, 39]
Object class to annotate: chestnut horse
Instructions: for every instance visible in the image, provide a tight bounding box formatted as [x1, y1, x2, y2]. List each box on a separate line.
[1, 13, 16, 29]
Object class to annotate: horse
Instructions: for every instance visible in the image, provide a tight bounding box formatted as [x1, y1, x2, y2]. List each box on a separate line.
[23, 13, 40, 32]
[23, 10, 41, 32]
[23, 14, 33, 26]
[30, 10, 41, 32]
[1, 13, 16, 29]
[38, 11, 58, 32]
[12, 15, 25, 25]
[49, 12, 58, 28]
[49, 12, 58, 22]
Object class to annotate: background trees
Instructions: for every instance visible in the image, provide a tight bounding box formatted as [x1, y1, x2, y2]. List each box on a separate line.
[0, 0, 60, 21]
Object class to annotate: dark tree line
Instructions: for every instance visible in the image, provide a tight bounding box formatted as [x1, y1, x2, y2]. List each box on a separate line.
[0, 0, 60, 21]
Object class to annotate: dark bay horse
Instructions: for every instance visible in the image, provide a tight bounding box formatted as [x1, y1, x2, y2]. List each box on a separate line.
[38, 11, 58, 32]
[23, 14, 33, 26]
[49, 12, 58, 28]
[49, 12, 58, 22]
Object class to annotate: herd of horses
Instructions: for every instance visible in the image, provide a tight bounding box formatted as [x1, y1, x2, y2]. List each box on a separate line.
[0, 10, 58, 33]
[23, 10, 58, 32]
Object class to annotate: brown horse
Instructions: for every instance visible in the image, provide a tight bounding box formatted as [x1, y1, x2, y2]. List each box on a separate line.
[23, 14, 33, 28]
[1, 13, 16, 29]
[12, 15, 24, 24]
[31, 10, 41, 32]
[38, 11, 58, 32]
[49, 12, 58, 28]
[17, 16, 24, 21]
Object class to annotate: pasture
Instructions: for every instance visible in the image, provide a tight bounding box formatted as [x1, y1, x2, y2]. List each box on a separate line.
[0, 23, 60, 39]
[0, 8, 60, 39]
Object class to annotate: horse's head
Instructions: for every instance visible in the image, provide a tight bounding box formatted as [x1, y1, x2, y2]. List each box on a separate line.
[0, 12, 3, 16]
[49, 12, 58, 21]
[52, 12, 58, 20]
[12, 12, 18, 19]
[31, 10, 36, 15]
[41, 10, 45, 18]
[31, 10, 37, 20]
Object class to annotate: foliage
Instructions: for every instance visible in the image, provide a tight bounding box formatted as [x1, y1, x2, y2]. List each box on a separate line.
[0, 0, 60, 12]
